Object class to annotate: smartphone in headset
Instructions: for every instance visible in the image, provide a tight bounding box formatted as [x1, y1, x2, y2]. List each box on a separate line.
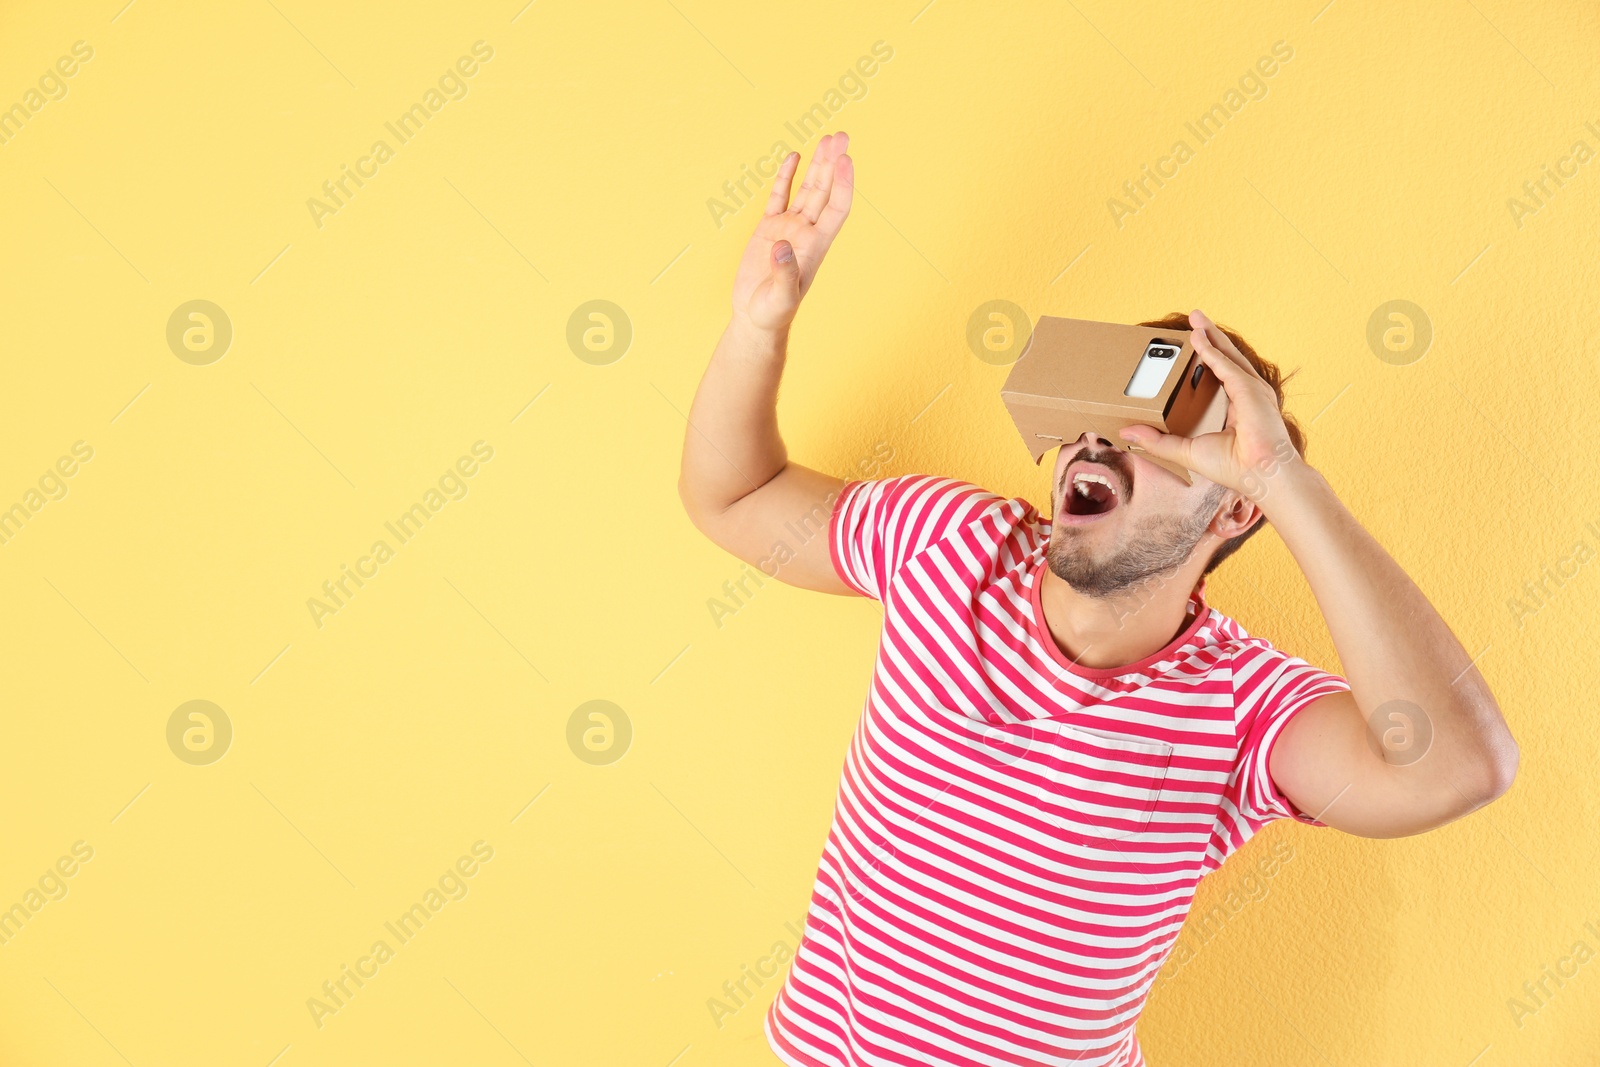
[1123, 338, 1185, 399]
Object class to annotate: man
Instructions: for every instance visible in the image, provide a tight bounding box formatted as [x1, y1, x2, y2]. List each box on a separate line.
[677, 132, 1518, 1067]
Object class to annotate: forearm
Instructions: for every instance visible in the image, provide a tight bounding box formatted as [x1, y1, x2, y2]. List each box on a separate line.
[679, 318, 791, 519]
[1263, 459, 1517, 796]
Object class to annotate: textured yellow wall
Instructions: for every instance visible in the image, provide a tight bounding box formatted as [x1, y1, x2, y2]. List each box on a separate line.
[1, 1, 1596, 1064]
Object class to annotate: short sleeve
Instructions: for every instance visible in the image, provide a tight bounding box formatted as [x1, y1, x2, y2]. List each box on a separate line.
[1226, 642, 1352, 830]
[829, 475, 1006, 602]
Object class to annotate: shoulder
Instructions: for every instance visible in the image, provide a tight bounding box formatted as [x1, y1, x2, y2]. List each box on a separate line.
[839, 473, 1014, 515]
[1206, 623, 1349, 724]
[835, 474, 1036, 543]
[830, 475, 1043, 599]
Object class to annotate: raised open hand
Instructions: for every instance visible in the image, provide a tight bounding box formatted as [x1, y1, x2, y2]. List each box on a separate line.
[730, 131, 854, 335]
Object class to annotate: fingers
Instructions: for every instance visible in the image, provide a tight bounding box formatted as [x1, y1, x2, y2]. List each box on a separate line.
[800, 132, 848, 222]
[1189, 309, 1261, 380]
[791, 134, 833, 217]
[1118, 424, 1193, 468]
[763, 151, 800, 216]
[1190, 335, 1248, 385]
[1191, 324, 1283, 431]
[1189, 330, 1253, 390]
[814, 153, 854, 241]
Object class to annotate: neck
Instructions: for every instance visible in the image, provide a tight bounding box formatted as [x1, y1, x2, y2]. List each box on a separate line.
[1036, 566, 1199, 670]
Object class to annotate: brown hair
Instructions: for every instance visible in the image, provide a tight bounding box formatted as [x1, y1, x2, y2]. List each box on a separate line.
[1137, 312, 1304, 575]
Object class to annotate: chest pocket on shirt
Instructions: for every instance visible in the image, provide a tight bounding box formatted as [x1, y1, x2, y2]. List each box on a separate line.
[1026, 721, 1173, 841]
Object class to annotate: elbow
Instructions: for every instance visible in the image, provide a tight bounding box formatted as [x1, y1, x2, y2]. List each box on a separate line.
[1480, 693, 1520, 802]
[1459, 684, 1516, 799]
[676, 472, 696, 523]
[1484, 736, 1520, 801]
[1462, 731, 1519, 809]
[1447, 686, 1518, 809]
[677, 474, 730, 541]
[678, 476, 711, 537]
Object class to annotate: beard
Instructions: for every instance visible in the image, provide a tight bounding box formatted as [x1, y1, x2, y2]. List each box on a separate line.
[1047, 483, 1226, 599]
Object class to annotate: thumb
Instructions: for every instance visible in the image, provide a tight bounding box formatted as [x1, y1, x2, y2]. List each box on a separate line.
[1119, 424, 1191, 467]
[771, 239, 801, 297]
[750, 240, 802, 326]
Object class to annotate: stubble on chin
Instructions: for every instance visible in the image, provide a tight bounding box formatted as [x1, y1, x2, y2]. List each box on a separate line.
[1045, 506, 1215, 600]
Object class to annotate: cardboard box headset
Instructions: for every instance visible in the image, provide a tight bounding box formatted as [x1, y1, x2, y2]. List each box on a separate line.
[1001, 315, 1229, 485]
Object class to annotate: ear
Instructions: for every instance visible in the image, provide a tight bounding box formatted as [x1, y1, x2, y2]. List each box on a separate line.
[1209, 490, 1263, 540]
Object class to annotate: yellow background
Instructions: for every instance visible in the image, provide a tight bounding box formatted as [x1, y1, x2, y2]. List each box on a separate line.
[1, 1, 1596, 1064]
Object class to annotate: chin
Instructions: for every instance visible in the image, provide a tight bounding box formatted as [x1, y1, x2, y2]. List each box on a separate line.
[1046, 509, 1208, 601]
[1045, 540, 1127, 599]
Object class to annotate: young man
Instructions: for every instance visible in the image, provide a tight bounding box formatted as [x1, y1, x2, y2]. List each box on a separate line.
[677, 132, 1518, 1067]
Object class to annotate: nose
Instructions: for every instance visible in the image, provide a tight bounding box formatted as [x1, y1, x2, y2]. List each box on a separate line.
[1071, 431, 1116, 449]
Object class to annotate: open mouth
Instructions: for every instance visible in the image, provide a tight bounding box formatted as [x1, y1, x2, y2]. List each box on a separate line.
[1063, 467, 1122, 518]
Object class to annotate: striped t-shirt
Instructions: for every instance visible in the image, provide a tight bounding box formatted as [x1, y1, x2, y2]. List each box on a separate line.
[766, 475, 1349, 1067]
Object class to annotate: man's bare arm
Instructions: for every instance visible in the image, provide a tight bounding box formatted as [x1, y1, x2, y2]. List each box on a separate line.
[678, 133, 858, 596]
[1254, 461, 1517, 838]
[1123, 311, 1519, 838]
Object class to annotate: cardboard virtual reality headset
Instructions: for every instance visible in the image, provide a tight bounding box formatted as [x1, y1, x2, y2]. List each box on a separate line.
[1000, 315, 1229, 485]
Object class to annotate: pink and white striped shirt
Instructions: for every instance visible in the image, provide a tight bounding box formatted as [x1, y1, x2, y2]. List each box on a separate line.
[766, 475, 1349, 1067]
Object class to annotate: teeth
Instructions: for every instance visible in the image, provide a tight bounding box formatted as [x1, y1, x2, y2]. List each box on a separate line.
[1072, 471, 1116, 496]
